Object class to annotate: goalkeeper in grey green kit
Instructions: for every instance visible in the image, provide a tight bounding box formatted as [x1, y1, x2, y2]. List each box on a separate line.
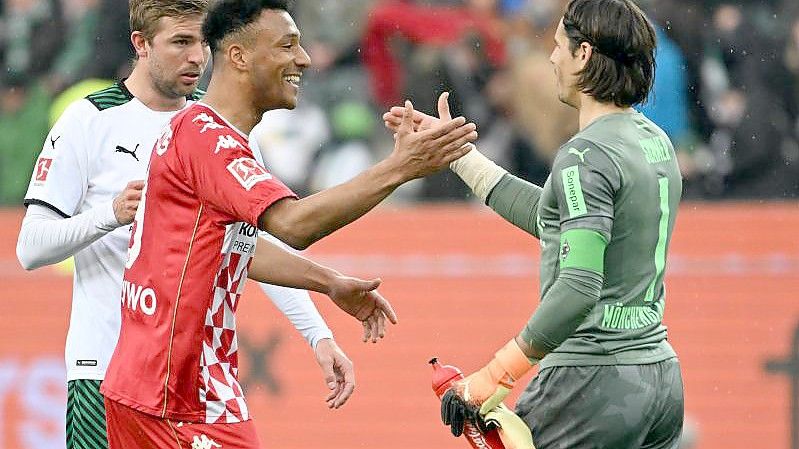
[385, 0, 684, 447]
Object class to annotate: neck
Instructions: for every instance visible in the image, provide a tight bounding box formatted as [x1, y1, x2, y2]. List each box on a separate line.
[125, 62, 187, 112]
[201, 70, 262, 135]
[577, 94, 632, 130]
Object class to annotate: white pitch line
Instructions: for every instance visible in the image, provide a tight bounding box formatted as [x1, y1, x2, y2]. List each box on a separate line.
[1, 254, 798, 280]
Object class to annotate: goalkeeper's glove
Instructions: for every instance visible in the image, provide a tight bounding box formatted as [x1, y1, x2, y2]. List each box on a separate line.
[485, 404, 536, 449]
[440, 339, 536, 436]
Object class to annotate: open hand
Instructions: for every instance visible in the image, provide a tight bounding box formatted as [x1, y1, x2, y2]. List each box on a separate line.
[385, 97, 477, 180]
[314, 339, 355, 408]
[327, 276, 398, 343]
[383, 92, 455, 134]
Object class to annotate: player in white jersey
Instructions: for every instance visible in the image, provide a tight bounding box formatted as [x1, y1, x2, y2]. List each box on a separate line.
[16, 1, 391, 448]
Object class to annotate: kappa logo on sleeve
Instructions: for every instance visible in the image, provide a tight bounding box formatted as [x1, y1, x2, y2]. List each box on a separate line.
[215, 135, 244, 154]
[192, 113, 226, 133]
[226, 157, 272, 191]
[34, 158, 53, 183]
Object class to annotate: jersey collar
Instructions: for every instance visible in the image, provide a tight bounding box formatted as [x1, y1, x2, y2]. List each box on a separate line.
[117, 78, 136, 101]
[195, 102, 249, 140]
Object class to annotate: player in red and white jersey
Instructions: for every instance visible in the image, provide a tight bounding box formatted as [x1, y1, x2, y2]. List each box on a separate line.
[104, 101, 398, 444]
[17, 1, 378, 448]
[104, 102, 296, 421]
[102, 0, 478, 447]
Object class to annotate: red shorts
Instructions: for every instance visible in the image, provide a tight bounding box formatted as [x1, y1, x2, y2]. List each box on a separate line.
[105, 398, 262, 449]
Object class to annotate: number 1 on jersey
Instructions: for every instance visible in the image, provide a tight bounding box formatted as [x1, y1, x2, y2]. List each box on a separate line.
[644, 177, 670, 302]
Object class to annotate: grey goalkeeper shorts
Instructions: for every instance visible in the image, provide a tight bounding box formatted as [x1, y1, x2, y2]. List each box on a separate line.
[514, 358, 684, 449]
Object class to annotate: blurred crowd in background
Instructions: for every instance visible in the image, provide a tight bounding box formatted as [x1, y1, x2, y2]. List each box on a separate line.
[2, 0, 799, 204]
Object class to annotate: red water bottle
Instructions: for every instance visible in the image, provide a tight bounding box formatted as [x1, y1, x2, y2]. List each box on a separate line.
[430, 358, 506, 449]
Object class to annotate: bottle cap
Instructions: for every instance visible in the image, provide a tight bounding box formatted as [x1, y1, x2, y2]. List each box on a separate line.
[430, 357, 464, 396]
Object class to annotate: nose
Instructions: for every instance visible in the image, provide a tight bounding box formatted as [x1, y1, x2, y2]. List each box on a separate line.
[188, 41, 206, 66]
[296, 44, 311, 69]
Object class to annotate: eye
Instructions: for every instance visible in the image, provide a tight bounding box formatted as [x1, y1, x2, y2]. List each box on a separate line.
[175, 39, 189, 46]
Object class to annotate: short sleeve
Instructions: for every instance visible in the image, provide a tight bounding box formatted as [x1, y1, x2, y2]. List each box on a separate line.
[173, 110, 297, 225]
[23, 100, 95, 217]
[550, 138, 621, 240]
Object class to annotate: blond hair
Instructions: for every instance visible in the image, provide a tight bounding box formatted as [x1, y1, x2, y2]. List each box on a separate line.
[129, 0, 209, 41]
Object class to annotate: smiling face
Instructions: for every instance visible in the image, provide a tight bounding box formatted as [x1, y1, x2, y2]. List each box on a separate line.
[142, 15, 209, 99]
[549, 18, 587, 108]
[244, 9, 310, 112]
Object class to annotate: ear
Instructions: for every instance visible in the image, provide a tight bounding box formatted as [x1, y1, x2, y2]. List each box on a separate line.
[578, 41, 593, 68]
[131, 31, 148, 59]
[226, 43, 249, 72]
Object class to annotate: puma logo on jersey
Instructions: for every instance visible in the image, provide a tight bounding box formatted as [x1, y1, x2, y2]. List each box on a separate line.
[567, 147, 591, 163]
[191, 434, 222, 449]
[50, 135, 61, 148]
[215, 135, 243, 154]
[115, 144, 140, 161]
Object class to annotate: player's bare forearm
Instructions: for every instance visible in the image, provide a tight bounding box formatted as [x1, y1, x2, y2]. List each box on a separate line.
[249, 238, 397, 342]
[248, 237, 337, 294]
[259, 100, 475, 250]
[259, 158, 404, 250]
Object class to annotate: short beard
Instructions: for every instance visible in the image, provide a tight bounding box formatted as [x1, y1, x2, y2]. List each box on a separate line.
[154, 76, 193, 99]
[150, 63, 194, 99]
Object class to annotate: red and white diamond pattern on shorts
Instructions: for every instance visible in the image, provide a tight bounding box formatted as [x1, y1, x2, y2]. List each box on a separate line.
[199, 251, 250, 424]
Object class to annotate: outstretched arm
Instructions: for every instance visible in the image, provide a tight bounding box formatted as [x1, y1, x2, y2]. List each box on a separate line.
[256, 232, 386, 344]
[259, 101, 477, 249]
[248, 236, 398, 342]
[382, 93, 544, 239]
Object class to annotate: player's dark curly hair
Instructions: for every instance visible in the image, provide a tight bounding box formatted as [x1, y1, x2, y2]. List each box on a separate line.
[563, 0, 657, 107]
[202, 0, 291, 54]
